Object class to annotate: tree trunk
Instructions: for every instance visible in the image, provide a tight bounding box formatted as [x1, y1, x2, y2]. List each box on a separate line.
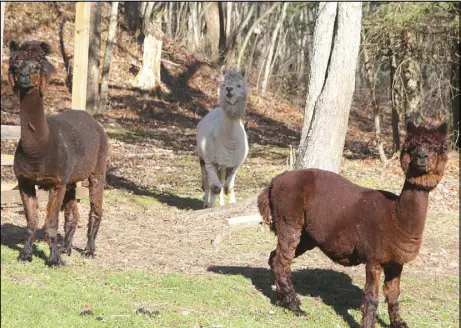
[295, 2, 363, 173]
[401, 30, 422, 124]
[261, 3, 287, 95]
[388, 34, 402, 153]
[225, 2, 232, 47]
[362, 32, 387, 163]
[98, 1, 119, 115]
[203, 2, 221, 62]
[86, 2, 102, 115]
[132, 16, 163, 91]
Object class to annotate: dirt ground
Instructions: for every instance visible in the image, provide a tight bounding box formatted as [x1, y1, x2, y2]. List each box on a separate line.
[1, 2, 459, 282]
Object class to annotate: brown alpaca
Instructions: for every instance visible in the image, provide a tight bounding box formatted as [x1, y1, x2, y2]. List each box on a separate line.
[8, 40, 109, 266]
[258, 121, 448, 328]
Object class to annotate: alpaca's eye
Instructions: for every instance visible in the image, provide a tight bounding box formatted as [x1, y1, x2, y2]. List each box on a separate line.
[237, 84, 241, 88]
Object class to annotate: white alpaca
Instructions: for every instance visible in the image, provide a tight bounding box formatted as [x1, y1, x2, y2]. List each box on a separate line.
[196, 69, 249, 208]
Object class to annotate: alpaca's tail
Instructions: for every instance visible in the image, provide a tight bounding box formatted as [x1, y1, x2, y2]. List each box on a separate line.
[257, 186, 276, 234]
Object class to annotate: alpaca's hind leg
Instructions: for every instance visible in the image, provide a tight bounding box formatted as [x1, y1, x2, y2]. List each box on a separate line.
[200, 159, 210, 208]
[360, 263, 382, 328]
[383, 264, 407, 328]
[44, 184, 67, 266]
[61, 183, 80, 256]
[271, 221, 305, 316]
[294, 230, 316, 258]
[205, 163, 221, 208]
[18, 179, 38, 262]
[83, 172, 105, 257]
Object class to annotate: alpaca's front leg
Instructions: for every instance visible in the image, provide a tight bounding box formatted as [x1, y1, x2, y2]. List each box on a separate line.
[44, 184, 67, 266]
[224, 166, 238, 203]
[18, 179, 38, 262]
[361, 263, 382, 328]
[218, 167, 226, 206]
[383, 264, 408, 328]
[205, 163, 221, 208]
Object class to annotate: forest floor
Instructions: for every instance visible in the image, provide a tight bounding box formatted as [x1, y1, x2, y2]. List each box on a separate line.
[1, 3, 459, 328]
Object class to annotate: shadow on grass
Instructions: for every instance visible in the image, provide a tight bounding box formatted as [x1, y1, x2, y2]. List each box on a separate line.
[106, 172, 202, 210]
[208, 266, 389, 328]
[1, 223, 49, 262]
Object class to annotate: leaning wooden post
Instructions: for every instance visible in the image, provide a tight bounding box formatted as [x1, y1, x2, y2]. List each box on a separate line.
[72, 2, 91, 110]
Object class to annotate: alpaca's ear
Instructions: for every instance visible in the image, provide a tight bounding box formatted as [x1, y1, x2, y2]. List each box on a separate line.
[40, 42, 52, 55]
[437, 122, 448, 137]
[240, 68, 246, 78]
[406, 120, 418, 134]
[9, 40, 20, 53]
[221, 65, 227, 76]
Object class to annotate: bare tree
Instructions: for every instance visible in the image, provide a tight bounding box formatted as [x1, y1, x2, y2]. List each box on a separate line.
[388, 34, 403, 152]
[98, 1, 119, 114]
[261, 2, 287, 95]
[362, 32, 387, 163]
[236, 2, 278, 68]
[296, 2, 363, 172]
[401, 30, 422, 124]
[202, 2, 220, 62]
[86, 2, 102, 115]
[132, 8, 163, 91]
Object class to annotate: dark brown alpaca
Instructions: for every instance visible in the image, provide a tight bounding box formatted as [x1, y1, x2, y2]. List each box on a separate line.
[8, 40, 109, 266]
[258, 121, 448, 328]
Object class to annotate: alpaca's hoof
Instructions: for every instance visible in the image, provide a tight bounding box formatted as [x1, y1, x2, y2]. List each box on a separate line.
[60, 245, 72, 256]
[390, 321, 408, 328]
[18, 252, 33, 263]
[82, 248, 95, 258]
[47, 255, 65, 267]
[294, 309, 307, 317]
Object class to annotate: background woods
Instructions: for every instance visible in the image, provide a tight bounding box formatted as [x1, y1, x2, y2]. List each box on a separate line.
[2, 2, 458, 152]
[0, 2, 459, 327]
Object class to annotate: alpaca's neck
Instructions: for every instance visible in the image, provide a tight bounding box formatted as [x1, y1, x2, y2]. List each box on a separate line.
[395, 181, 430, 236]
[18, 88, 51, 153]
[218, 111, 245, 144]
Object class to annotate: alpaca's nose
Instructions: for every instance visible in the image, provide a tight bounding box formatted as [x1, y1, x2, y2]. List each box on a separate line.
[226, 87, 233, 92]
[18, 71, 30, 85]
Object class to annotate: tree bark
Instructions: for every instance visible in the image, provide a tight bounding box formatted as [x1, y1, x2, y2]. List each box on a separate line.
[362, 32, 387, 163]
[203, 2, 221, 62]
[86, 2, 102, 115]
[98, 1, 119, 115]
[295, 2, 363, 173]
[132, 15, 163, 91]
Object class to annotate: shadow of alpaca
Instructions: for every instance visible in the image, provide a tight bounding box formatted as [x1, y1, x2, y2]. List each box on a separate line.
[0, 223, 51, 262]
[106, 171, 202, 210]
[207, 266, 389, 328]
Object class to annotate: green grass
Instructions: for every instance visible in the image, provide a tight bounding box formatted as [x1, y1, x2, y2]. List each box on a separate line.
[1, 245, 458, 328]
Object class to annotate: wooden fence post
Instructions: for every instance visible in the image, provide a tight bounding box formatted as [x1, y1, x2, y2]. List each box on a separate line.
[71, 2, 91, 110]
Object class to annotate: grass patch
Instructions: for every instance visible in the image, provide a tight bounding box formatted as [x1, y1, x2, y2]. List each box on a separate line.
[1, 245, 458, 328]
